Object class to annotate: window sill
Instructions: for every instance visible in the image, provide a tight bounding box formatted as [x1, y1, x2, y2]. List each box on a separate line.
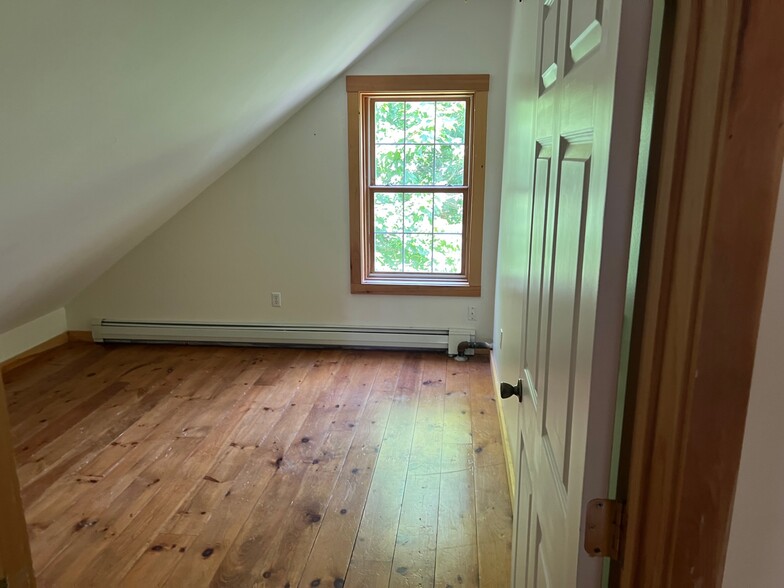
[351, 280, 480, 296]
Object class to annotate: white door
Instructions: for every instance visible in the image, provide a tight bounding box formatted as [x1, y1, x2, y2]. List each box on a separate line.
[507, 0, 653, 585]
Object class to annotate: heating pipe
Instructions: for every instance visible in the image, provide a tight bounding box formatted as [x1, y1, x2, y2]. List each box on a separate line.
[454, 340, 493, 361]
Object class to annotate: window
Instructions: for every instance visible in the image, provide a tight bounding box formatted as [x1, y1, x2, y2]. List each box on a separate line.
[346, 75, 489, 296]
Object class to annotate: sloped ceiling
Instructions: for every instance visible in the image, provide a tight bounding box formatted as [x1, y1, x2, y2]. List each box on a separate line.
[0, 0, 428, 333]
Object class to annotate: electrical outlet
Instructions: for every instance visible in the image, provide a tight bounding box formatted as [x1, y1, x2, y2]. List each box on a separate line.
[468, 305, 477, 321]
[271, 292, 282, 307]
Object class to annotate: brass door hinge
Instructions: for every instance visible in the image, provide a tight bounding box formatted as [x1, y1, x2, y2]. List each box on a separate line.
[584, 498, 624, 560]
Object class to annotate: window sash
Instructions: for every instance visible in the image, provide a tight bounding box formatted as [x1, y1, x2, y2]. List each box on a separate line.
[366, 186, 470, 277]
[362, 94, 475, 279]
[367, 96, 472, 189]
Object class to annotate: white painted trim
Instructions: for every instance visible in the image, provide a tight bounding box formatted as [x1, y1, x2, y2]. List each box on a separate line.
[541, 63, 558, 88]
[491, 349, 516, 506]
[569, 19, 603, 65]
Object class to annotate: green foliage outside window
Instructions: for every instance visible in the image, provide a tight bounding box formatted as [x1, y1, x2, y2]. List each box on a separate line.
[372, 99, 467, 274]
[374, 100, 466, 187]
[373, 192, 464, 273]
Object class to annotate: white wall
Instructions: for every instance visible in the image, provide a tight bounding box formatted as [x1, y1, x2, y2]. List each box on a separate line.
[723, 165, 784, 587]
[0, 0, 427, 334]
[0, 308, 67, 363]
[66, 0, 512, 340]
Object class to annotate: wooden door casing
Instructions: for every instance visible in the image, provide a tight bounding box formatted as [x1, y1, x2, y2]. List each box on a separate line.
[617, 0, 784, 584]
[0, 376, 35, 587]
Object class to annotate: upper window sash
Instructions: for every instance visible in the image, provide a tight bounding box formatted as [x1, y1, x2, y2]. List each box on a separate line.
[365, 95, 473, 189]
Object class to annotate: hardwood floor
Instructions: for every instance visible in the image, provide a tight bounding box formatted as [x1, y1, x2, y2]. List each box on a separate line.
[3, 343, 512, 587]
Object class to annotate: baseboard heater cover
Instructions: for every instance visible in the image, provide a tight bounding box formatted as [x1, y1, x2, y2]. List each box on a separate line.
[91, 320, 475, 356]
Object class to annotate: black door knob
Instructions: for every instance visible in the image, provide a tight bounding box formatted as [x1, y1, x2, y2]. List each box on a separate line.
[500, 379, 524, 402]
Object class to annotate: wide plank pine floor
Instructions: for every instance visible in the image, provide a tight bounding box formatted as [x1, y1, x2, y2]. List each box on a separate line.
[4, 343, 512, 587]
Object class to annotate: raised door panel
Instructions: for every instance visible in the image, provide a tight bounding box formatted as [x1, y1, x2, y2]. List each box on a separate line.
[524, 145, 553, 406]
[512, 438, 534, 588]
[543, 139, 592, 490]
[535, 548, 552, 588]
[540, 0, 560, 90]
[528, 518, 549, 588]
[567, 0, 603, 66]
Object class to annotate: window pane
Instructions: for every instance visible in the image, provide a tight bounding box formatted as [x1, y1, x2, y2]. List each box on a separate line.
[405, 101, 436, 144]
[435, 145, 465, 186]
[433, 235, 463, 273]
[374, 234, 403, 272]
[375, 101, 405, 144]
[404, 234, 433, 272]
[404, 145, 435, 185]
[434, 193, 464, 233]
[436, 101, 466, 144]
[375, 145, 404, 185]
[374, 193, 404, 232]
[404, 193, 434, 233]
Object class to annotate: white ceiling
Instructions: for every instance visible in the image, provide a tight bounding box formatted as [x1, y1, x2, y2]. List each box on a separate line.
[0, 0, 428, 332]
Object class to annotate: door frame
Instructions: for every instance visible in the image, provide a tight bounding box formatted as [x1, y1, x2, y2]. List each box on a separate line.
[0, 374, 35, 586]
[614, 0, 784, 585]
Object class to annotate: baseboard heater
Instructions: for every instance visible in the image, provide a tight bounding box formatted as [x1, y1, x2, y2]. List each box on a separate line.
[91, 320, 475, 356]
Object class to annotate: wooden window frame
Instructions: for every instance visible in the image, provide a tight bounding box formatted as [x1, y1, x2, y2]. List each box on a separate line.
[346, 74, 489, 296]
